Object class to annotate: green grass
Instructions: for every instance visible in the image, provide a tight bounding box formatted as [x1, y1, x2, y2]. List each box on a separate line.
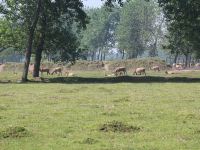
[1, 71, 200, 149]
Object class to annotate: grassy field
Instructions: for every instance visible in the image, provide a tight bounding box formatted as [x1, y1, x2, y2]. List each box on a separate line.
[1, 71, 200, 150]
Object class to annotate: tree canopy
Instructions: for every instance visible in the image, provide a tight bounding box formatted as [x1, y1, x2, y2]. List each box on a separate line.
[158, 0, 200, 60]
[80, 6, 120, 60]
[116, 0, 161, 58]
[0, 0, 88, 80]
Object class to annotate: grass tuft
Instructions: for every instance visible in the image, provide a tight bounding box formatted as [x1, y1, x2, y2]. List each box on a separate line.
[0, 126, 29, 138]
[99, 121, 141, 133]
[113, 97, 130, 103]
[82, 138, 98, 145]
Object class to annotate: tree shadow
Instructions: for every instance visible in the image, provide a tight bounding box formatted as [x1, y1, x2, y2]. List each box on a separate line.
[1, 76, 200, 84]
[0, 80, 12, 84]
[47, 76, 200, 84]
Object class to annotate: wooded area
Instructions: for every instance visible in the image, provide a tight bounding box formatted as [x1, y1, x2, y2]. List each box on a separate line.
[1, 1, 200, 149]
[0, 0, 200, 81]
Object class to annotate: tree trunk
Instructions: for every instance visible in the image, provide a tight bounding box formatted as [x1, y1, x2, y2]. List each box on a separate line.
[185, 52, 190, 68]
[122, 49, 125, 59]
[100, 52, 103, 61]
[188, 54, 192, 68]
[151, 42, 158, 57]
[91, 51, 95, 61]
[33, 37, 44, 77]
[103, 52, 106, 61]
[129, 52, 137, 59]
[97, 48, 101, 60]
[21, 0, 42, 82]
[174, 52, 179, 64]
[33, 8, 46, 77]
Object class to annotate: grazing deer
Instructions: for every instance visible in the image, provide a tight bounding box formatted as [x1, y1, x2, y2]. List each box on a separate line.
[173, 63, 184, 70]
[195, 63, 200, 68]
[51, 67, 62, 76]
[150, 66, 160, 72]
[40, 67, 50, 75]
[133, 67, 146, 76]
[113, 67, 127, 76]
[29, 63, 34, 75]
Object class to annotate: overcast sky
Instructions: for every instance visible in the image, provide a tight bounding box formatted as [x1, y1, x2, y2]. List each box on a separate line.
[83, 0, 104, 8]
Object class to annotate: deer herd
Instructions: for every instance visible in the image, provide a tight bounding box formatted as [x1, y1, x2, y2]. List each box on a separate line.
[28, 64, 74, 77]
[105, 62, 200, 77]
[27, 61, 200, 77]
[29, 63, 151, 77]
[108, 66, 148, 77]
[1, 61, 200, 77]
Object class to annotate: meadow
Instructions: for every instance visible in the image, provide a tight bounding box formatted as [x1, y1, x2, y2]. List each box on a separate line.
[1, 71, 200, 150]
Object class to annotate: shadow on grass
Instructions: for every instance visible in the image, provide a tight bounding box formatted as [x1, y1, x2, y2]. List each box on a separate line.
[0, 80, 12, 84]
[47, 76, 200, 84]
[1, 76, 200, 84]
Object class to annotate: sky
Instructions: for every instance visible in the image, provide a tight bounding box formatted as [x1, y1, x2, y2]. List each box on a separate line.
[0, 0, 103, 8]
[83, 0, 104, 8]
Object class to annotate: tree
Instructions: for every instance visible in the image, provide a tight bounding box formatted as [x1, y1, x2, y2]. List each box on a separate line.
[105, 0, 200, 60]
[32, 0, 88, 77]
[1, 0, 88, 80]
[164, 23, 192, 66]
[148, 4, 165, 57]
[116, 0, 157, 59]
[0, 19, 26, 53]
[158, 0, 200, 59]
[80, 7, 119, 61]
[1, 0, 42, 81]
[103, 0, 124, 7]
[44, 24, 82, 64]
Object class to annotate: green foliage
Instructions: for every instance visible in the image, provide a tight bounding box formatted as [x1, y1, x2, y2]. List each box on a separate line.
[158, 0, 200, 58]
[27, 0, 88, 64]
[116, 0, 159, 58]
[35, 0, 88, 63]
[81, 1, 163, 60]
[165, 24, 192, 56]
[80, 7, 120, 60]
[0, 0, 88, 63]
[45, 26, 82, 63]
[103, 0, 124, 7]
[0, 19, 26, 52]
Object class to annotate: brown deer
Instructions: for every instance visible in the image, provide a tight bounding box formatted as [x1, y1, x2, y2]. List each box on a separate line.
[28, 63, 34, 75]
[113, 67, 127, 76]
[51, 67, 62, 76]
[150, 66, 160, 72]
[40, 67, 50, 75]
[133, 67, 146, 76]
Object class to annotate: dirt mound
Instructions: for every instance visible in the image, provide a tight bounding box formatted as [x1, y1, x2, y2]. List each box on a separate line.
[70, 58, 167, 71]
[66, 61, 104, 71]
[0, 63, 24, 72]
[99, 121, 141, 133]
[1, 58, 167, 72]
